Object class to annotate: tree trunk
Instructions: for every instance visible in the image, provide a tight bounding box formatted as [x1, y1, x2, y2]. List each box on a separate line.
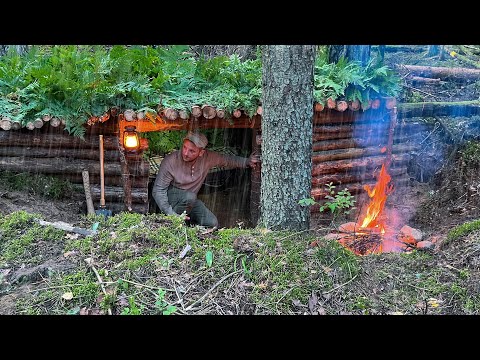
[426, 45, 440, 57]
[260, 45, 316, 231]
[328, 45, 371, 66]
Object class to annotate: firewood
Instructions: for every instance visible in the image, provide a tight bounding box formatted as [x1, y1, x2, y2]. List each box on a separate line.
[256, 106, 263, 115]
[164, 108, 179, 121]
[311, 167, 407, 186]
[33, 118, 44, 128]
[216, 109, 225, 119]
[336, 100, 348, 112]
[348, 100, 361, 111]
[361, 100, 372, 111]
[11, 121, 21, 130]
[326, 98, 336, 109]
[0, 117, 12, 130]
[201, 105, 216, 119]
[26, 121, 35, 130]
[124, 109, 137, 121]
[136, 111, 145, 120]
[191, 105, 202, 118]
[42, 114, 52, 122]
[233, 109, 242, 118]
[314, 102, 325, 112]
[50, 117, 61, 127]
[179, 110, 189, 120]
[371, 99, 381, 110]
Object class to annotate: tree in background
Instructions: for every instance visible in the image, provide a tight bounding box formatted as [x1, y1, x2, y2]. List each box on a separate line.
[327, 45, 371, 66]
[0, 45, 30, 56]
[260, 45, 316, 231]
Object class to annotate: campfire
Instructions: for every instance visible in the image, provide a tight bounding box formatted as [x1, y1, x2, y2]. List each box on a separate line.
[331, 163, 434, 255]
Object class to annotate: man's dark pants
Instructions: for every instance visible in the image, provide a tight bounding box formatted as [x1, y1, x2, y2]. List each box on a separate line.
[167, 186, 218, 228]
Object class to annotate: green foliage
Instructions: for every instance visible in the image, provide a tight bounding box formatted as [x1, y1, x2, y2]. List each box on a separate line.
[155, 289, 177, 315]
[447, 218, 480, 242]
[298, 182, 356, 216]
[121, 296, 143, 315]
[143, 130, 186, 156]
[0, 45, 399, 138]
[314, 55, 400, 106]
[205, 250, 213, 267]
[0, 170, 76, 200]
[460, 141, 480, 167]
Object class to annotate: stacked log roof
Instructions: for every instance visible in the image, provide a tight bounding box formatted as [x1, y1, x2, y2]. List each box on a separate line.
[0, 97, 397, 132]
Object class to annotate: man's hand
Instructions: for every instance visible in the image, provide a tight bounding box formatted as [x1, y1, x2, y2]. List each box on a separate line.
[178, 211, 190, 221]
[249, 151, 261, 169]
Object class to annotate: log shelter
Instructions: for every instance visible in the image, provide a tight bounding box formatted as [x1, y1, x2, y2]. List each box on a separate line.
[0, 97, 417, 226]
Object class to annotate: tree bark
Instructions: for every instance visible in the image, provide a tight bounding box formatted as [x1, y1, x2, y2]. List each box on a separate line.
[261, 45, 316, 231]
[328, 45, 371, 66]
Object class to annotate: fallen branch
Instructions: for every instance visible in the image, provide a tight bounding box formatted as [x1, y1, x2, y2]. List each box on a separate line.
[84, 258, 112, 315]
[184, 270, 242, 311]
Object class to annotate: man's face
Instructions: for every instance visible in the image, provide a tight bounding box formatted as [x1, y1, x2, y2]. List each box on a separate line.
[182, 140, 204, 162]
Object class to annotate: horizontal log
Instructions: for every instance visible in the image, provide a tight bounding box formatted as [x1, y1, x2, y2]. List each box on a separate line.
[0, 132, 121, 150]
[64, 173, 149, 188]
[0, 146, 120, 161]
[312, 107, 390, 125]
[409, 76, 445, 85]
[311, 167, 407, 187]
[311, 154, 410, 177]
[399, 64, 480, 80]
[312, 123, 391, 134]
[311, 176, 411, 201]
[312, 133, 411, 152]
[90, 185, 148, 204]
[312, 144, 419, 163]
[107, 202, 149, 215]
[397, 100, 480, 118]
[0, 157, 149, 177]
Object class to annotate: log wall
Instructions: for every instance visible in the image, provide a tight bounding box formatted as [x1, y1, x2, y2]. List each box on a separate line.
[0, 121, 149, 215]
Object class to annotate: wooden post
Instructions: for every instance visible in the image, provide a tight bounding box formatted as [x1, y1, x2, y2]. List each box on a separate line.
[82, 170, 95, 215]
[385, 106, 397, 170]
[250, 128, 261, 226]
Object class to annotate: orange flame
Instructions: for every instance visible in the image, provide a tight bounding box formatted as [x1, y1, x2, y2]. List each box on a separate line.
[360, 164, 393, 230]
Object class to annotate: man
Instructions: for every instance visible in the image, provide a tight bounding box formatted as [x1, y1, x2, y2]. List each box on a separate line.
[152, 131, 259, 228]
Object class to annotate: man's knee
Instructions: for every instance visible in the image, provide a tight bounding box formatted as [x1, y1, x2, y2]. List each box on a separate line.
[178, 191, 197, 207]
